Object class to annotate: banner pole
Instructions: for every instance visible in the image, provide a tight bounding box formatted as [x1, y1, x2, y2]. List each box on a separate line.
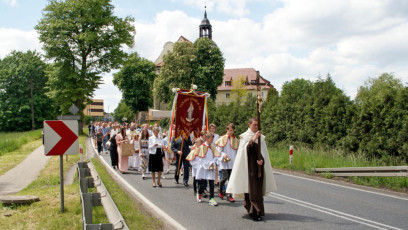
[60, 155, 64, 213]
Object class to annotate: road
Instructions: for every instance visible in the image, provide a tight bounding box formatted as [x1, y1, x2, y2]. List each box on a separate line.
[93, 142, 408, 229]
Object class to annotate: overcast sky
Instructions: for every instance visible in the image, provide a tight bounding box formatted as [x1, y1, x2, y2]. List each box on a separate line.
[1, 0, 408, 112]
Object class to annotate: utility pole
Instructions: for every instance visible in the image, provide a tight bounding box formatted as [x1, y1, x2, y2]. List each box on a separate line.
[30, 66, 42, 130]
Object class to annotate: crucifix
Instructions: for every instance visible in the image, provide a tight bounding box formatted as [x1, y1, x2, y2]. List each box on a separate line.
[255, 72, 264, 178]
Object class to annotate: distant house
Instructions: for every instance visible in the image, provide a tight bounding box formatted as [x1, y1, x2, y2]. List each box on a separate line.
[83, 99, 104, 118]
[216, 68, 273, 105]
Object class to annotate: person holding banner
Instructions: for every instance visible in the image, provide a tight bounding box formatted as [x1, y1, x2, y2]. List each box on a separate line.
[171, 133, 192, 186]
[148, 127, 164, 187]
[116, 127, 130, 173]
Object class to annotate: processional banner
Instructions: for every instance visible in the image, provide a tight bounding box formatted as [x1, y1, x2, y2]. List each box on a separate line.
[174, 91, 206, 139]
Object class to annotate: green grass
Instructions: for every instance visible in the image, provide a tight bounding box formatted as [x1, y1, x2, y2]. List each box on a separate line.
[0, 129, 42, 156]
[0, 139, 43, 176]
[269, 145, 408, 192]
[91, 158, 163, 230]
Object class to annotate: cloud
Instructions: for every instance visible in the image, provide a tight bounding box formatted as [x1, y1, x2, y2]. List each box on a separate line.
[0, 28, 42, 59]
[173, 0, 250, 17]
[2, 0, 18, 7]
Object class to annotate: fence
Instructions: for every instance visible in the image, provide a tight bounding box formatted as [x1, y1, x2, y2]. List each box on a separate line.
[78, 161, 128, 230]
[312, 166, 408, 177]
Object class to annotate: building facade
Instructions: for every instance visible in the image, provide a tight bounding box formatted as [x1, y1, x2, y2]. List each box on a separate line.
[216, 68, 273, 105]
[83, 99, 104, 118]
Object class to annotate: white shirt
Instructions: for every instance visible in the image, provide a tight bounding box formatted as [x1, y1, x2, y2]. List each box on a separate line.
[217, 138, 238, 170]
[148, 135, 163, 155]
[194, 142, 218, 180]
[212, 133, 219, 145]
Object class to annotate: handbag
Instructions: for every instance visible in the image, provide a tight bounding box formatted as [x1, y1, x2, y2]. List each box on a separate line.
[120, 142, 134, 157]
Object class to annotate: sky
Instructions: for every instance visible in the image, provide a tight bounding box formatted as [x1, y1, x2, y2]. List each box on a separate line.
[1, 0, 408, 112]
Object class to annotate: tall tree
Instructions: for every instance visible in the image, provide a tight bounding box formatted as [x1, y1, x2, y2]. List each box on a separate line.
[154, 38, 224, 102]
[113, 99, 134, 123]
[113, 53, 157, 114]
[35, 0, 135, 115]
[0, 50, 57, 131]
[350, 73, 407, 161]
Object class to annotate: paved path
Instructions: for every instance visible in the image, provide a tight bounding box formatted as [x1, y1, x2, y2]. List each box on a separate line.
[0, 146, 50, 195]
[91, 138, 408, 230]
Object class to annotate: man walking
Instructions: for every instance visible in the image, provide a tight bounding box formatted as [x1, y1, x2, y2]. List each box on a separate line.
[171, 133, 192, 186]
[226, 117, 277, 221]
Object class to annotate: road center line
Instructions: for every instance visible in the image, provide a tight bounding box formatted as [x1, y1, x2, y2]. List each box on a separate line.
[269, 192, 403, 230]
[275, 172, 408, 201]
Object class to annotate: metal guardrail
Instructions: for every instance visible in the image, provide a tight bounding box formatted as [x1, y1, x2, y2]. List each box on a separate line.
[78, 162, 113, 230]
[312, 166, 408, 177]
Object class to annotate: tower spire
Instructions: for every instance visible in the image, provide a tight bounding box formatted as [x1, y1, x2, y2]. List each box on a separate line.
[199, 4, 212, 40]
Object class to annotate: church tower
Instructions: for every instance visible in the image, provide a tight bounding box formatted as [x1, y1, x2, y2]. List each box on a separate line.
[199, 7, 212, 40]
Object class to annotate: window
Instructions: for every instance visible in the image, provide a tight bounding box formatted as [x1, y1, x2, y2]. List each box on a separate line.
[251, 80, 256, 84]
[225, 81, 231, 86]
[226, 93, 230, 99]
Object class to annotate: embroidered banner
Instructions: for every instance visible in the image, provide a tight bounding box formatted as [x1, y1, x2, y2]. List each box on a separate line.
[175, 93, 205, 139]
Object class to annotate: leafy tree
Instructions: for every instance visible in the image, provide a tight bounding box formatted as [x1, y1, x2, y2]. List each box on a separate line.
[231, 75, 248, 104]
[35, 0, 135, 115]
[113, 53, 157, 115]
[0, 50, 57, 131]
[113, 100, 134, 122]
[154, 38, 224, 102]
[193, 38, 225, 100]
[350, 73, 407, 162]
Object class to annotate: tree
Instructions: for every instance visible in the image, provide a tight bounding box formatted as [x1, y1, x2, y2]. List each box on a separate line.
[113, 100, 134, 123]
[35, 0, 135, 115]
[193, 38, 225, 100]
[154, 38, 224, 102]
[350, 73, 407, 162]
[231, 75, 248, 104]
[0, 50, 57, 131]
[113, 53, 157, 115]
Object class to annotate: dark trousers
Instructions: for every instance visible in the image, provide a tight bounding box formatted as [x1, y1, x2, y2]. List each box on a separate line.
[97, 141, 102, 153]
[174, 154, 189, 183]
[199, 179, 214, 198]
[219, 169, 232, 195]
[193, 177, 198, 193]
[110, 148, 118, 168]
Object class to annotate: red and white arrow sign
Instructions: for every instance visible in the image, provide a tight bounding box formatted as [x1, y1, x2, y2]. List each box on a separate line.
[44, 120, 79, 156]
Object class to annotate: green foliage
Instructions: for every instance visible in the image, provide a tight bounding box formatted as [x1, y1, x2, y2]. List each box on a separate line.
[0, 130, 42, 156]
[154, 38, 225, 102]
[113, 100, 134, 122]
[35, 0, 135, 114]
[350, 73, 408, 161]
[113, 53, 157, 113]
[208, 95, 256, 135]
[0, 50, 57, 131]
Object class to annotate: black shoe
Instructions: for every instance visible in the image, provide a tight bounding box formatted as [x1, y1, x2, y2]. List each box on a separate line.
[252, 215, 262, 221]
[183, 182, 189, 187]
[174, 180, 179, 184]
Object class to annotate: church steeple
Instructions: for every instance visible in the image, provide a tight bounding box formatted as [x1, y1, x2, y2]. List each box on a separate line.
[199, 6, 212, 40]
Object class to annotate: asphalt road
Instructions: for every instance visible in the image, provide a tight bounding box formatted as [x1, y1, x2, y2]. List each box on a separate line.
[95, 145, 408, 229]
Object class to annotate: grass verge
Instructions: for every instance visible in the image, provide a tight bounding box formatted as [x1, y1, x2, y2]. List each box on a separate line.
[0, 129, 42, 156]
[0, 139, 42, 176]
[0, 134, 96, 229]
[91, 157, 163, 230]
[269, 145, 408, 192]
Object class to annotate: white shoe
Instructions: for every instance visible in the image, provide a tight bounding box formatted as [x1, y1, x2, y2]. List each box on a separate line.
[162, 176, 166, 179]
[197, 194, 202, 203]
[209, 198, 218, 206]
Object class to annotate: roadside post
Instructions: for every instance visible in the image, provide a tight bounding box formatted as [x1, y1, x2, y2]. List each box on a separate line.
[79, 144, 83, 161]
[44, 120, 79, 213]
[289, 145, 293, 165]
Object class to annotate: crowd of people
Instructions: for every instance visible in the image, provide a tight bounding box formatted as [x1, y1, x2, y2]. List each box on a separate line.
[88, 117, 276, 221]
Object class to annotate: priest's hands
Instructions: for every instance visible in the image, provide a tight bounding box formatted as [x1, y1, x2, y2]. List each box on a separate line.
[252, 131, 261, 142]
[257, 159, 263, 165]
[178, 151, 182, 155]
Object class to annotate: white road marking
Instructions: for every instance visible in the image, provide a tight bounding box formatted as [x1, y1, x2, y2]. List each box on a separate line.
[269, 192, 403, 230]
[275, 171, 408, 201]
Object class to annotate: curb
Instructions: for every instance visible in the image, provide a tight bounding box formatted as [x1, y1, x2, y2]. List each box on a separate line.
[89, 137, 187, 230]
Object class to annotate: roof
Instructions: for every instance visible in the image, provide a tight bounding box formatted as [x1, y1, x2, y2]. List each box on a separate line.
[217, 68, 272, 91]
